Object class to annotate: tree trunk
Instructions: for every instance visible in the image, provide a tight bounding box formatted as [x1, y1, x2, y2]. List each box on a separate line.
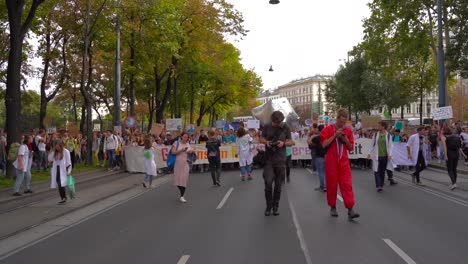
[156, 74, 172, 123]
[419, 88, 423, 126]
[39, 29, 51, 129]
[80, 104, 86, 132]
[129, 30, 136, 116]
[189, 77, 195, 124]
[72, 86, 78, 123]
[401, 106, 404, 120]
[172, 56, 180, 118]
[79, 0, 94, 165]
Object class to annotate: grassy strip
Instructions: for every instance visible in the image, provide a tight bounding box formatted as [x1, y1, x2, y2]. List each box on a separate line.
[0, 163, 102, 188]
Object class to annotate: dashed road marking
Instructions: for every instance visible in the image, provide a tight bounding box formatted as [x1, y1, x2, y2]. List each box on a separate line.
[216, 188, 234, 210]
[383, 239, 417, 264]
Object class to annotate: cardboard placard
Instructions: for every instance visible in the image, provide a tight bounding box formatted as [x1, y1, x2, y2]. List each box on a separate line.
[93, 124, 101, 132]
[151, 124, 165, 136]
[361, 115, 381, 129]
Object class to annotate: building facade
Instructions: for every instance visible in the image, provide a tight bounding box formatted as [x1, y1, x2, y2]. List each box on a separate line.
[276, 75, 332, 121]
[256, 89, 280, 105]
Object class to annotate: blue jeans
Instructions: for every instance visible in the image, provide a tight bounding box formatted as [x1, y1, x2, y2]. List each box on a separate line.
[14, 168, 31, 193]
[240, 164, 252, 176]
[315, 157, 326, 189]
[106, 149, 116, 168]
[144, 174, 154, 186]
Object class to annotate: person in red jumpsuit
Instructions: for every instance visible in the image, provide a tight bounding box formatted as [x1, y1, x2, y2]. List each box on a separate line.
[320, 108, 360, 220]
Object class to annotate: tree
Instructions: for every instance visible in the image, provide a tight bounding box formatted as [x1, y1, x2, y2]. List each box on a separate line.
[5, 0, 45, 178]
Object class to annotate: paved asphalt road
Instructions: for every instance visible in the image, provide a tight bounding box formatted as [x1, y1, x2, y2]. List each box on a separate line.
[2, 166, 468, 264]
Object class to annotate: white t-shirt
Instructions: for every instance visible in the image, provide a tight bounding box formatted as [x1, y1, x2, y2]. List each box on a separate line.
[144, 148, 157, 176]
[36, 135, 46, 151]
[13, 145, 29, 172]
[355, 121, 362, 130]
[461, 132, 468, 146]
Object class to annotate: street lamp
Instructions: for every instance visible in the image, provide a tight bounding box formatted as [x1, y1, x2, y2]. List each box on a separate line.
[269, 65, 274, 72]
[269, 0, 280, 4]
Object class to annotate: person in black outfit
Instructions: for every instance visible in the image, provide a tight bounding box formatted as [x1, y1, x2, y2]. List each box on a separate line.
[442, 127, 462, 190]
[259, 111, 293, 216]
[311, 125, 326, 192]
[206, 130, 222, 186]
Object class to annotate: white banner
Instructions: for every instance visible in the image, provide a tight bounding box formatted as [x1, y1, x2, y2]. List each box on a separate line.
[391, 142, 414, 166]
[125, 138, 374, 173]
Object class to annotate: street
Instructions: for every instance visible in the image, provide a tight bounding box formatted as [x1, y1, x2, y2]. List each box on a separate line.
[1, 165, 468, 264]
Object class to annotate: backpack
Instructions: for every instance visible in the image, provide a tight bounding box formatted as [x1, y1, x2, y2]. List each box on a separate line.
[167, 141, 179, 169]
[8, 143, 21, 161]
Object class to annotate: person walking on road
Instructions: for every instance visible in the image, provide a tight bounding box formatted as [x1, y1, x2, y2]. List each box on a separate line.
[442, 127, 463, 190]
[259, 111, 293, 216]
[320, 109, 360, 220]
[311, 124, 326, 192]
[48, 142, 72, 204]
[142, 138, 157, 188]
[172, 132, 194, 203]
[236, 127, 254, 182]
[368, 121, 395, 193]
[12, 136, 34, 196]
[206, 131, 222, 186]
[407, 127, 427, 185]
[103, 130, 118, 171]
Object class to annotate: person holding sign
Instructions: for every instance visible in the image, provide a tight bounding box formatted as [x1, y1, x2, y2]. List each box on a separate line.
[320, 109, 360, 220]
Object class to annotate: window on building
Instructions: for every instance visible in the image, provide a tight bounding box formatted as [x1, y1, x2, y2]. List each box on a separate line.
[406, 105, 411, 114]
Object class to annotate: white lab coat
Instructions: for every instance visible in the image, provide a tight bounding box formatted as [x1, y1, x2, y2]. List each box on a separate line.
[144, 148, 157, 176]
[407, 134, 428, 167]
[48, 149, 72, 188]
[236, 134, 253, 167]
[369, 132, 394, 172]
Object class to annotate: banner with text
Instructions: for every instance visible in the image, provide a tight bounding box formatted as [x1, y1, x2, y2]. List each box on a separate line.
[124, 138, 373, 173]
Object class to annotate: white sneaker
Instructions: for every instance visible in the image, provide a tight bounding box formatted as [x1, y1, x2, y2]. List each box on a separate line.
[451, 184, 457, 190]
[180, 197, 187, 203]
[465, 162, 468, 166]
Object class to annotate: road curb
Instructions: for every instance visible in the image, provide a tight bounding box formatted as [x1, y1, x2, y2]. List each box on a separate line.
[428, 163, 468, 175]
[0, 170, 124, 205]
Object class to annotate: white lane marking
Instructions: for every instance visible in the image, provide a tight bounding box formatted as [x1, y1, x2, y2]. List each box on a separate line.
[177, 255, 190, 264]
[383, 239, 417, 264]
[287, 194, 313, 264]
[216, 188, 234, 210]
[337, 194, 343, 202]
[306, 168, 314, 174]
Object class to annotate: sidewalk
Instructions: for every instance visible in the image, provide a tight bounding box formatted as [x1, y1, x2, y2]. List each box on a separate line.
[427, 159, 468, 175]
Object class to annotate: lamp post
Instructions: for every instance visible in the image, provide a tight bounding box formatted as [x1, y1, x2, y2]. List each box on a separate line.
[437, 0, 446, 109]
[269, 0, 280, 4]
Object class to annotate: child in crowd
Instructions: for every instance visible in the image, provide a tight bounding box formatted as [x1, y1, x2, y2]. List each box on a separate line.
[142, 138, 157, 188]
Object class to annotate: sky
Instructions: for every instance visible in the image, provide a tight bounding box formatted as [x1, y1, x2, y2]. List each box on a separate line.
[226, 0, 371, 91]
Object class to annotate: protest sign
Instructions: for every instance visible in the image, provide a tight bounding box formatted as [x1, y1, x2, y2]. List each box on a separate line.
[151, 124, 165, 136]
[216, 120, 225, 129]
[433, 106, 453, 120]
[247, 120, 260, 129]
[361, 115, 381, 129]
[93, 124, 101, 132]
[166, 118, 183, 131]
